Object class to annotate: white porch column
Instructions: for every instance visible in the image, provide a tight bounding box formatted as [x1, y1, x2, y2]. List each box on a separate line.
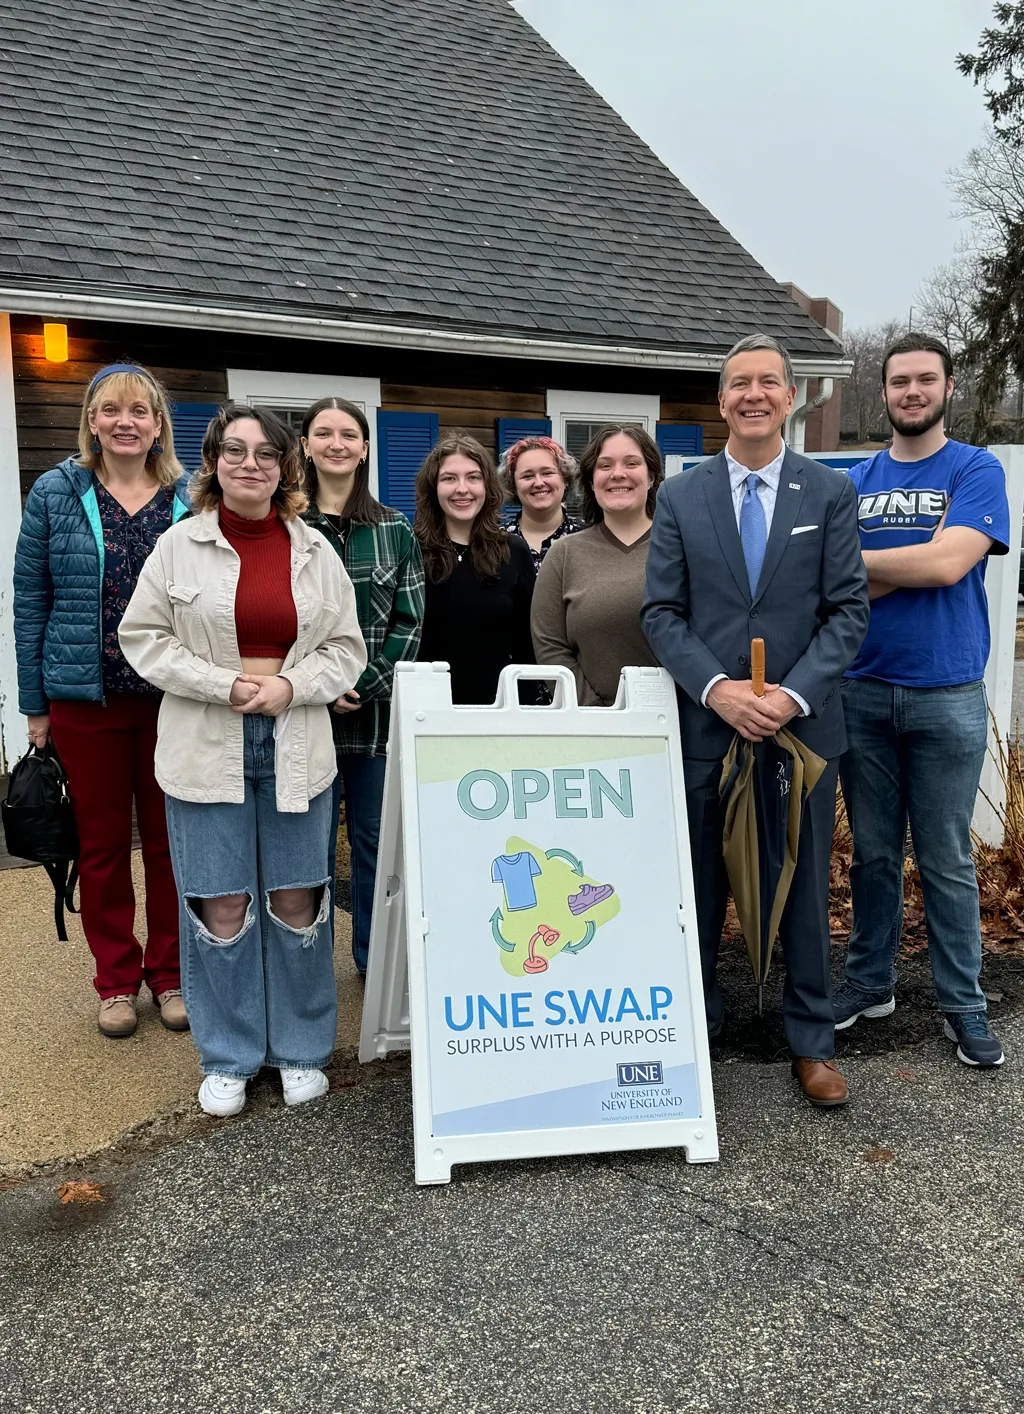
[785, 377, 808, 452]
[0, 313, 22, 775]
[973, 444, 1024, 845]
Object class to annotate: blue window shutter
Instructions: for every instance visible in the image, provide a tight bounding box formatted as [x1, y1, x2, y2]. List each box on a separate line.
[377, 410, 438, 519]
[496, 417, 552, 453]
[656, 422, 704, 457]
[171, 402, 221, 472]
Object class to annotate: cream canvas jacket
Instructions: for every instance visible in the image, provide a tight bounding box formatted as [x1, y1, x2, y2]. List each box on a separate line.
[119, 509, 367, 812]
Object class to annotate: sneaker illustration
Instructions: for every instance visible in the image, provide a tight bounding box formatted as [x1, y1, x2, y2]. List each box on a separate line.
[567, 882, 615, 916]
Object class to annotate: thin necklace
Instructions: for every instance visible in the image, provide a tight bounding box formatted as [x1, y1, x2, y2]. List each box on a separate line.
[447, 536, 467, 564]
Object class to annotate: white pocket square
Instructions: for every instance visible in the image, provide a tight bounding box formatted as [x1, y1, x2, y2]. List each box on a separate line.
[791, 525, 819, 535]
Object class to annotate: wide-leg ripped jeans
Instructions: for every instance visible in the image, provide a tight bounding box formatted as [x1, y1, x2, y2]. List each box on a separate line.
[164, 714, 337, 1078]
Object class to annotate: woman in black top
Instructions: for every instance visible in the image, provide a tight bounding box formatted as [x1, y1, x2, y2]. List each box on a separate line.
[414, 433, 535, 704]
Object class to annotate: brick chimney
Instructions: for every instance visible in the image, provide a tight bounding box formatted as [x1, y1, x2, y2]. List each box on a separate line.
[781, 283, 843, 452]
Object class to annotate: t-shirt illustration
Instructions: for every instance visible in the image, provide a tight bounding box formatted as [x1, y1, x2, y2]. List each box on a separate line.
[490, 852, 542, 911]
[846, 440, 1010, 688]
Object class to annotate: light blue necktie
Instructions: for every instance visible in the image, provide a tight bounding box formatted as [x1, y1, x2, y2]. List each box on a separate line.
[739, 472, 767, 596]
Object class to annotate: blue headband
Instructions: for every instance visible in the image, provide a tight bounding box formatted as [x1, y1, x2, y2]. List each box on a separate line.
[87, 363, 158, 398]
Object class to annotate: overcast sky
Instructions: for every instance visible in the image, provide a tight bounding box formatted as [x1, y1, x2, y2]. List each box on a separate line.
[513, 0, 995, 332]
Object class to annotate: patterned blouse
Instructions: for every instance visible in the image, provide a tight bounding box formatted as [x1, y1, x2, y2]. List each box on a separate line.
[506, 511, 584, 572]
[95, 478, 175, 695]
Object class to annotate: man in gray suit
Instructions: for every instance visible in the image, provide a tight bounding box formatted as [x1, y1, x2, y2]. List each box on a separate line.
[641, 333, 869, 1107]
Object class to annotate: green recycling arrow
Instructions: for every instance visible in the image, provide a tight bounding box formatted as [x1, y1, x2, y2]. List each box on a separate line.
[563, 919, 596, 954]
[490, 909, 515, 953]
[545, 847, 584, 875]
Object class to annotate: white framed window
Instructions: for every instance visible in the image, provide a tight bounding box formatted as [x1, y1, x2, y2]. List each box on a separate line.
[226, 370, 383, 495]
[545, 389, 661, 461]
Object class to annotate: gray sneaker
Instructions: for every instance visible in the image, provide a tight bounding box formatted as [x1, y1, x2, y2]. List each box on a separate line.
[833, 983, 895, 1032]
[943, 1012, 1005, 1067]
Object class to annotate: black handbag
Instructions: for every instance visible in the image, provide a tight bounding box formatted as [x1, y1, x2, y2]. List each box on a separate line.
[1, 743, 80, 941]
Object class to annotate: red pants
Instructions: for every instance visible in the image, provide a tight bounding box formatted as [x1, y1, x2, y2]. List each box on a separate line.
[49, 694, 180, 999]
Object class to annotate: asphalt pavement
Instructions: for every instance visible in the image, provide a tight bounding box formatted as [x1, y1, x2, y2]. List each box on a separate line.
[1, 1014, 1022, 1414]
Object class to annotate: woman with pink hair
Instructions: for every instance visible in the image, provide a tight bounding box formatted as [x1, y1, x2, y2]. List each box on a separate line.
[498, 435, 582, 571]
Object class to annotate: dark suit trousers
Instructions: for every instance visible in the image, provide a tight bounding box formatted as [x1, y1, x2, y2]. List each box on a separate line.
[683, 752, 840, 1060]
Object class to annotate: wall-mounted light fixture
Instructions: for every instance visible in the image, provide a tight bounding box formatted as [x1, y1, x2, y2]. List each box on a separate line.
[43, 322, 68, 363]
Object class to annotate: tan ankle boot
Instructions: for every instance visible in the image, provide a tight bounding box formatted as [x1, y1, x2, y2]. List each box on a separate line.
[154, 989, 190, 1032]
[98, 994, 137, 1038]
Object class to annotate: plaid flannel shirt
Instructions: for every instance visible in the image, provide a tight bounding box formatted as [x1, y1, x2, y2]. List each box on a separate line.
[308, 508, 425, 757]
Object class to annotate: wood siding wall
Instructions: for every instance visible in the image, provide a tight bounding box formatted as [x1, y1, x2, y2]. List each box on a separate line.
[10, 315, 726, 497]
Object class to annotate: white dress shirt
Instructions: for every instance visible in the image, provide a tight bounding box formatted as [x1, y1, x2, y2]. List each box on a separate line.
[701, 444, 810, 718]
[725, 443, 786, 534]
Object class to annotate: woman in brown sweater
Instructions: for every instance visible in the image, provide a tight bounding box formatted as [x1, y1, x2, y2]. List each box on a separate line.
[531, 424, 663, 705]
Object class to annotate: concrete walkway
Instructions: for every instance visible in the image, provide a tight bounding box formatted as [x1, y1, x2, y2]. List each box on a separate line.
[0, 858, 364, 1171]
[1, 1017, 1021, 1414]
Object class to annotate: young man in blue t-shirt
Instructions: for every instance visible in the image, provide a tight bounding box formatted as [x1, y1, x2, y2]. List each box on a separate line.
[834, 333, 1010, 1067]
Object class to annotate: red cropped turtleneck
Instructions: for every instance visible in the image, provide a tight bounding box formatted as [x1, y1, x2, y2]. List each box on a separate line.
[218, 503, 297, 659]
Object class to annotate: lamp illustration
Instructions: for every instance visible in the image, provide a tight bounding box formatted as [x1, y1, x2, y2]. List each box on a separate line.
[523, 924, 560, 974]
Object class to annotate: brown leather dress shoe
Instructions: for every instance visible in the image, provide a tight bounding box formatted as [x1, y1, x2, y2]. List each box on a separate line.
[791, 1057, 848, 1108]
[154, 989, 190, 1032]
[98, 994, 138, 1038]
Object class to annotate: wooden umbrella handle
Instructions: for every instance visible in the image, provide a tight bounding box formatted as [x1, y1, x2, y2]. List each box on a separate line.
[751, 638, 766, 697]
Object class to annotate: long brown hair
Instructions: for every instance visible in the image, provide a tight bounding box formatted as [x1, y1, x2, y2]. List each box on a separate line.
[414, 433, 509, 583]
[300, 397, 384, 526]
[578, 424, 663, 524]
[190, 403, 308, 519]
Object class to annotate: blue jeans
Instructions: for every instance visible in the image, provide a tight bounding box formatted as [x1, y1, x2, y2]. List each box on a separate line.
[165, 714, 337, 1077]
[839, 676, 988, 1015]
[330, 753, 388, 973]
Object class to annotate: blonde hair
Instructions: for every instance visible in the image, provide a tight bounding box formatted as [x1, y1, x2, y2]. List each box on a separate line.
[189, 402, 308, 520]
[77, 369, 184, 489]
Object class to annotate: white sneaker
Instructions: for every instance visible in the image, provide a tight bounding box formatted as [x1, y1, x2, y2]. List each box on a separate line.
[280, 1068, 329, 1107]
[198, 1074, 247, 1117]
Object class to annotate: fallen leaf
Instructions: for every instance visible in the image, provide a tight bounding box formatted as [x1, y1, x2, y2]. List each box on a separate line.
[862, 1144, 895, 1166]
[56, 1180, 106, 1205]
[895, 1069, 917, 1082]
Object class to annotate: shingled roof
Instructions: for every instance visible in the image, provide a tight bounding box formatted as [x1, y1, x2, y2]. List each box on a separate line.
[0, 0, 840, 359]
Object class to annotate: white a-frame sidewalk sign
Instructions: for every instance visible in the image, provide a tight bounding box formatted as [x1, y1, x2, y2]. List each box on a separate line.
[359, 662, 718, 1184]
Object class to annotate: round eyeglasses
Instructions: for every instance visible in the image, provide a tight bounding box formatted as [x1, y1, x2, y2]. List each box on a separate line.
[220, 441, 281, 470]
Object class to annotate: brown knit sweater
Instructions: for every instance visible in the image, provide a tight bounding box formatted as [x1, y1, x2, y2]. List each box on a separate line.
[531, 522, 659, 706]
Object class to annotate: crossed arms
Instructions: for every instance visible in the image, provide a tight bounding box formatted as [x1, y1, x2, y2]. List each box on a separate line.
[864, 523, 994, 599]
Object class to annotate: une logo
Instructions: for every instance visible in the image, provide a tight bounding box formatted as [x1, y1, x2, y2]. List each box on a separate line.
[616, 1061, 663, 1086]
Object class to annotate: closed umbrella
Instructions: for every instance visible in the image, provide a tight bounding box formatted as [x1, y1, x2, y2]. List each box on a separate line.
[719, 639, 827, 1014]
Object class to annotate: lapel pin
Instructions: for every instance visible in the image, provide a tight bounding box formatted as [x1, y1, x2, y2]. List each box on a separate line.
[789, 482, 801, 490]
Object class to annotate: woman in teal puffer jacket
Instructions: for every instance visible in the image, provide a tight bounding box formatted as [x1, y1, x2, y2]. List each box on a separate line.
[13, 362, 191, 1039]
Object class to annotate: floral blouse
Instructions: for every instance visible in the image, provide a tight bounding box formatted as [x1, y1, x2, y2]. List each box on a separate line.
[95, 478, 175, 695]
[506, 511, 584, 572]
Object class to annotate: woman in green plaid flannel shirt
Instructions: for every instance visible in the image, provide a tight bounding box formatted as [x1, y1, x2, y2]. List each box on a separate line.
[301, 397, 425, 974]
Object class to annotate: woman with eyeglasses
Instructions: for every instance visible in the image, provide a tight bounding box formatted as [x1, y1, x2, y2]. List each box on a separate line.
[13, 361, 191, 1039]
[119, 404, 366, 1116]
[498, 435, 582, 571]
[414, 432, 535, 704]
[300, 396, 425, 976]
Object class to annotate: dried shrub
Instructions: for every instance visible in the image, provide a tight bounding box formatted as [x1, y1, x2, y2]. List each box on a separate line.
[829, 721, 1024, 950]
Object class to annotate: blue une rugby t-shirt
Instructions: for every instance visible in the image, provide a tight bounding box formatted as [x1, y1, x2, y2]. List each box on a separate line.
[845, 440, 1010, 687]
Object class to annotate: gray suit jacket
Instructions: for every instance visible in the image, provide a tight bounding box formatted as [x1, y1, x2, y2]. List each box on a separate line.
[641, 448, 869, 760]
